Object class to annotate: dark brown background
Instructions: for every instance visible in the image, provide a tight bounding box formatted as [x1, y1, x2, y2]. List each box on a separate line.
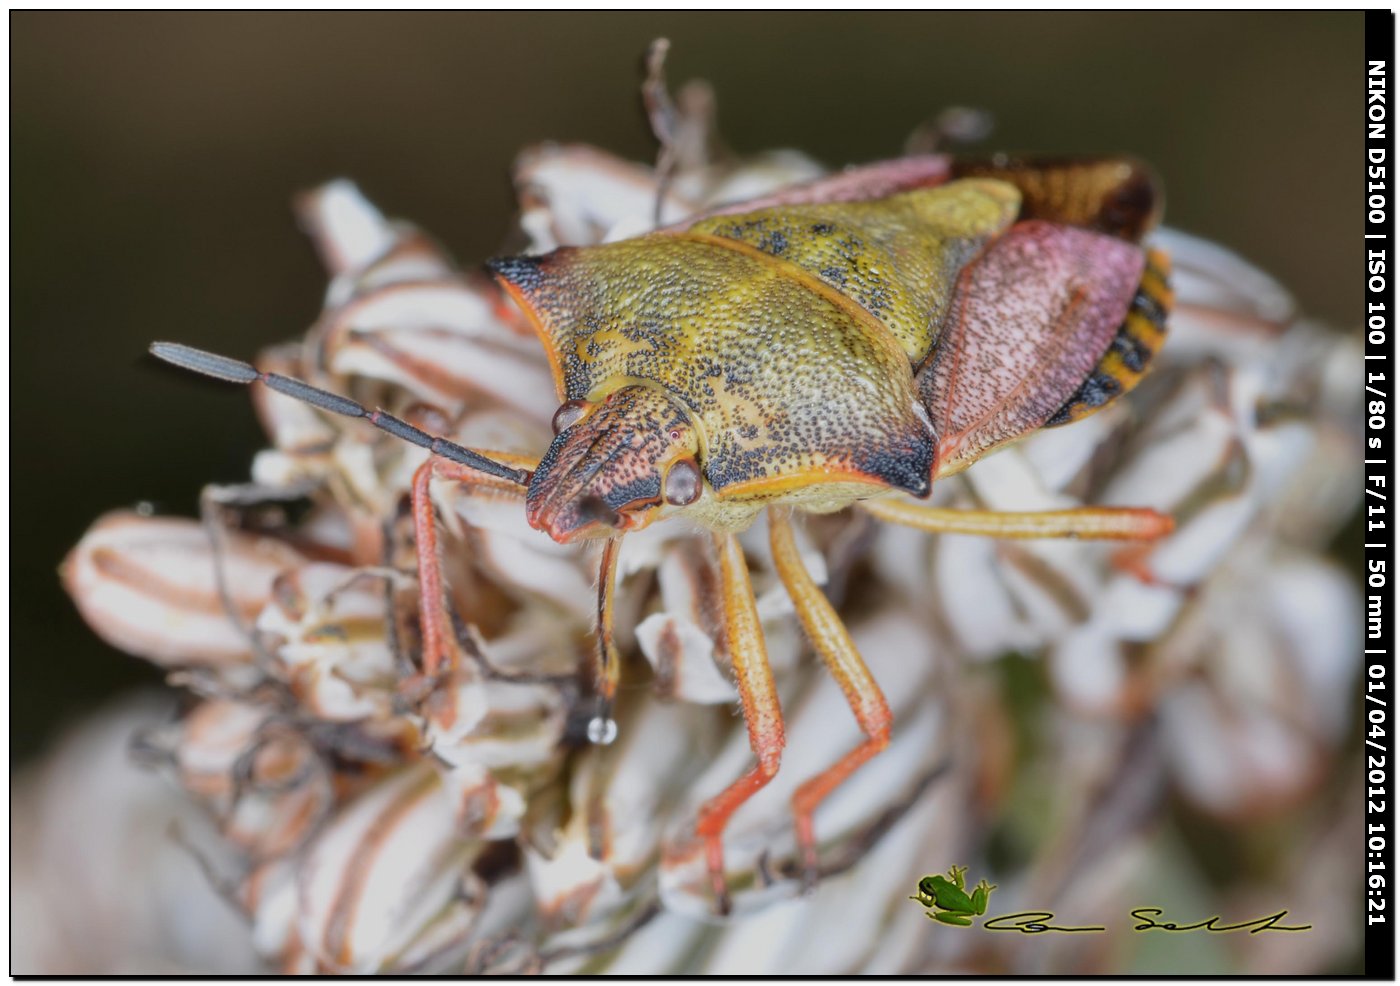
[12, 11, 1362, 763]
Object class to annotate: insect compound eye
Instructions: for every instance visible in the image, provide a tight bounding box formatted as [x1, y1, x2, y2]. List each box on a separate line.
[663, 457, 702, 506]
[551, 399, 590, 435]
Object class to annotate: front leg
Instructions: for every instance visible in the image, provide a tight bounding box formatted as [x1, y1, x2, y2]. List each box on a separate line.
[692, 531, 786, 916]
[410, 451, 537, 678]
[590, 537, 623, 743]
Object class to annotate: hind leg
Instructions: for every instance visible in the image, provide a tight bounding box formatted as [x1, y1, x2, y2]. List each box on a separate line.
[768, 509, 891, 890]
[860, 497, 1173, 541]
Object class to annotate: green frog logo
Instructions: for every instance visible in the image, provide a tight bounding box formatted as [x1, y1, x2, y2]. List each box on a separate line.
[909, 865, 997, 926]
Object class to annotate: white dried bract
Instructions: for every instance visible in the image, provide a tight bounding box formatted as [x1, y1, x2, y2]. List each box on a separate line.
[55, 103, 1362, 975]
[12, 696, 263, 974]
[61, 512, 306, 678]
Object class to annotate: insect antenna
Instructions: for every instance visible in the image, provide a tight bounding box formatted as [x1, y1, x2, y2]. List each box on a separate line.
[149, 342, 532, 487]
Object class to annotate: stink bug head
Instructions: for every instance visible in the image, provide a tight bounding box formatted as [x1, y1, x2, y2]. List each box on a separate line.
[528, 385, 702, 543]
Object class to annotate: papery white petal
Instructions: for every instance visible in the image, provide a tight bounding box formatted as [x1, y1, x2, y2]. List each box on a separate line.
[529, 702, 719, 937]
[1100, 575, 1183, 641]
[514, 144, 698, 252]
[1050, 618, 1128, 713]
[1146, 496, 1255, 586]
[256, 563, 400, 721]
[297, 179, 398, 275]
[439, 760, 528, 840]
[440, 486, 593, 620]
[323, 283, 557, 422]
[1017, 403, 1127, 493]
[688, 150, 827, 209]
[244, 859, 300, 967]
[170, 699, 268, 804]
[1264, 559, 1360, 741]
[934, 535, 1041, 657]
[1149, 227, 1295, 364]
[297, 765, 476, 972]
[12, 695, 261, 974]
[635, 612, 737, 704]
[63, 512, 304, 670]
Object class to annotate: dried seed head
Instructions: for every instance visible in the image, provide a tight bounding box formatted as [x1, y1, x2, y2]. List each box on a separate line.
[54, 106, 1364, 976]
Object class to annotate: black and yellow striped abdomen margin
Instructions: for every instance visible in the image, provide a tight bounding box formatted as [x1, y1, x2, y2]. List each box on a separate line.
[1044, 247, 1172, 428]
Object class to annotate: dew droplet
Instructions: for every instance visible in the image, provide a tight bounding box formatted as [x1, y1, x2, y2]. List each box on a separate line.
[586, 716, 618, 745]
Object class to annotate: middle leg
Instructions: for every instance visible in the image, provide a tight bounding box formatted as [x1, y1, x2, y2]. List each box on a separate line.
[693, 530, 786, 915]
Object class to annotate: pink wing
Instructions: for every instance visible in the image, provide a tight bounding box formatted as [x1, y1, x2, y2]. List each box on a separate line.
[917, 220, 1146, 476]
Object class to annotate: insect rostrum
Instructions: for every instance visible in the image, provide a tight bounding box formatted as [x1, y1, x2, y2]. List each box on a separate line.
[152, 151, 1173, 916]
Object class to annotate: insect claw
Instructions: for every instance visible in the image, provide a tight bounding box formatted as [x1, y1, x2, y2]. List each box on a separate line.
[714, 887, 732, 918]
[704, 837, 732, 917]
[755, 848, 776, 888]
[799, 854, 820, 897]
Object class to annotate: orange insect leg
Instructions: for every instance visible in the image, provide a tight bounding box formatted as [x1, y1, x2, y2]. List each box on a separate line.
[695, 531, 785, 915]
[410, 453, 536, 677]
[768, 508, 891, 888]
[411, 460, 452, 678]
[861, 497, 1174, 541]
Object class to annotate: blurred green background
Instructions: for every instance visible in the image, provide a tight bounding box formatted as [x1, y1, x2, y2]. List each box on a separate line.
[12, 11, 1362, 764]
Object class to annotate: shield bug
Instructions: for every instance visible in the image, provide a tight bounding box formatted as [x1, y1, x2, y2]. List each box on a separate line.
[150, 145, 1174, 915]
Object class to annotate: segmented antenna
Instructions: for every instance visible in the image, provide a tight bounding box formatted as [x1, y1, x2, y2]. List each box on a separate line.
[149, 342, 532, 487]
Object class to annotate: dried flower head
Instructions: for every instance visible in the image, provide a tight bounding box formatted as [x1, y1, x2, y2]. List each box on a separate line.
[55, 51, 1361, 975]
